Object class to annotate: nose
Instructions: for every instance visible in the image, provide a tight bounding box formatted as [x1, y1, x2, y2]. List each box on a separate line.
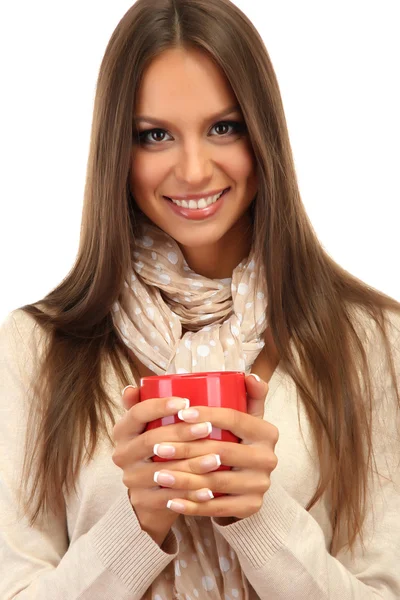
[174, 139, 213, 186]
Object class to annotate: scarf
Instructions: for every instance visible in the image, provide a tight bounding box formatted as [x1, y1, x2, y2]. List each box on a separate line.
[112, 223, 268, 375]
[112, 222, 268, 599]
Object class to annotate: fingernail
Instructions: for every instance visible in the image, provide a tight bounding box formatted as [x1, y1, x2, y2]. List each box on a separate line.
[178, 408, 199, 421]
[154, 471, 175, 485]
[167, 500, 186, 512]
[153, 444, 176, 458]
[166, 398, 190, 411]
[249, 373, 261, 382]
[195, 488, 214, 501]
[121, 384, 136, 395]
[190, 422, 212, 436]
[200, 454, 221, 469]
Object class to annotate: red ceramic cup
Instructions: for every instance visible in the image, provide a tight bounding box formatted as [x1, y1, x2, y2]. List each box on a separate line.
[140, 370, 247, 474]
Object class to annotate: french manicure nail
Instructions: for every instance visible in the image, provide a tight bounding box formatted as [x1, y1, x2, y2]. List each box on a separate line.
[200, 454, 221, 469]
[153, 443, 176, 458]
[166, 398, 190, 411]
[154, 471, 175, 485]
[190, 422, 212, 436]
[121, 384, 136, 395]
[178, 408, 199, 421]
[167, 500, 186, 512]
[196, 488, 214, 501]
[250, 373, 261, 382]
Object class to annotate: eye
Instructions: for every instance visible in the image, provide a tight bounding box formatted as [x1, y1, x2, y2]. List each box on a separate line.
[135, 128, 172, 145]
[210, 120, 246, 137]
[133, 119, 246, 146]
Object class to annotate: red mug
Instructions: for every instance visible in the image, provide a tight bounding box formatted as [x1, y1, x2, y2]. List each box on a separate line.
[139, 370, 247, 474]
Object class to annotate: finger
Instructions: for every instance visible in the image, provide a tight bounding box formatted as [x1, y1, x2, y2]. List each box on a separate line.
[152, 467, 270, 496]
[176, 405, 279, 446]
[244, 374, 269, 418]
[113, 395, 190, 441]
[122, 420, 214, 462]
[166, 494, 264, 518]
[122, 455, 216, 490]
[153, 440, 270, 471]
[121, 385, 139, 410]
[129, 486, 215, 511]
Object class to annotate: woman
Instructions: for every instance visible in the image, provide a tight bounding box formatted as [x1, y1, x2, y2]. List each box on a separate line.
[1, 0, 399, 598]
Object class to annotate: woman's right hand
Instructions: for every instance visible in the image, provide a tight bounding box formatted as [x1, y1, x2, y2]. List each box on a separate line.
[112, 386, 216, 546]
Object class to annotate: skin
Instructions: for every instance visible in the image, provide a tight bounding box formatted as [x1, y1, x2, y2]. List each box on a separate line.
[113, 47, 279, 546]
[113, 376, 278, 545]
[129, 46, 258, 279]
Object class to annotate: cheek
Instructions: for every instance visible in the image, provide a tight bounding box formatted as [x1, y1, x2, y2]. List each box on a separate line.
[221, 142, 256, 183]
[130, 151, 168, 196]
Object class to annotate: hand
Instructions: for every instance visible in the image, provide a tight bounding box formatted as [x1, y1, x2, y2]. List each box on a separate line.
[112, 386, 222, 545]
[146, 374, 279, 519]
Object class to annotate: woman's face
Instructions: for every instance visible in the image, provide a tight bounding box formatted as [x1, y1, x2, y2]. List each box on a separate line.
[130, 47, 258, 256]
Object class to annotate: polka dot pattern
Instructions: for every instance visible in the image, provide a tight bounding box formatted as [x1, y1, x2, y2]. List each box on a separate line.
[174, 560, 181, 577]
[219, 557, 231, 572]
[158, 273, 171, 285]
[113, 220, 268, 380]
[144, 515, 245, 598]
[190, 280, 203, 288]
[113, 227, 266, 599]
[197, 345, 210, 357]
[168, 251, 178, 264]
[141, 235, 154, 247]
[202, 576, 215, 591]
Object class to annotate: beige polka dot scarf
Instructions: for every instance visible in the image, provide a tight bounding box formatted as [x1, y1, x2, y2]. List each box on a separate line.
[112, 223, 268, 375]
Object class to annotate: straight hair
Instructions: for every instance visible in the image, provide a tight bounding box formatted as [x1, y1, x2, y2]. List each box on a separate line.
[20, 0, 400, 555]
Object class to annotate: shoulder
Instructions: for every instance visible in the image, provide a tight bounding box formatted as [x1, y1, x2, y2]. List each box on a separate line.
[0, 307, 50, 375]
[350, 304, 400, 442]
[349, 303, 400, 373]
[1, 306, 47, 342]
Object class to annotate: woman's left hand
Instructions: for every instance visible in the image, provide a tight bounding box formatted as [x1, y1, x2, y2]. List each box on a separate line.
[154, 374, 279, 519]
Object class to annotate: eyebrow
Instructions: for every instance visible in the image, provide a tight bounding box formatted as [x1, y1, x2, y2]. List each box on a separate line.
[134, 105, 242, 127]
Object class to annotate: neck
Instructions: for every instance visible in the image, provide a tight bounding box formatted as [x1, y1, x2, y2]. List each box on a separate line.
[179, 215, 252, 279]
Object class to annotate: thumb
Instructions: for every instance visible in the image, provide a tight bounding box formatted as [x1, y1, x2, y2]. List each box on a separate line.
[244, 373, 269, 419]
[121, 384, 139, 410]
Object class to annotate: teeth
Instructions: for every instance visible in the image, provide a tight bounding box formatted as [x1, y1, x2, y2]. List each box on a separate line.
[170, 190, 225, 209]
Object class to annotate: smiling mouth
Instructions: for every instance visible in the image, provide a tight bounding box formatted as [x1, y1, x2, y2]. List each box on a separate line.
[164, 188, 230, 210]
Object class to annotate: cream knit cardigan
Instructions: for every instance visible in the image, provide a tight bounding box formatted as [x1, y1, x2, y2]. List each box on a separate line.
[0, 307, 399, 599]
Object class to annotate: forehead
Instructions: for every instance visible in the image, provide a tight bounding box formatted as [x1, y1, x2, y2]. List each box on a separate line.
[134, 47, 238, 120]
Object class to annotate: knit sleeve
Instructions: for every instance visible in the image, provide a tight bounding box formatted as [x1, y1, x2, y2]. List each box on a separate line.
[212, 312, 400, 599]
[0, 310, 178, 599]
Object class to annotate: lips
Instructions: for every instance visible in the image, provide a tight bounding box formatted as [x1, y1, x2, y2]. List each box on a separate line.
[163, 187, 230, 220]
[164, 187, 229, 202]
[165, 188, 228, 210]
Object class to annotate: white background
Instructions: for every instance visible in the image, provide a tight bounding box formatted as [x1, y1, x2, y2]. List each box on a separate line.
[0, 1, 399, 324]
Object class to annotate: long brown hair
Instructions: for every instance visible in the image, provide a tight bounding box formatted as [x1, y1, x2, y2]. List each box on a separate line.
[19, 0, 399, 554]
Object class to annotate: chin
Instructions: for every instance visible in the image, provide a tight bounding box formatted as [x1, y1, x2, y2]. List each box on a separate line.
[161, 225, 228, 249]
